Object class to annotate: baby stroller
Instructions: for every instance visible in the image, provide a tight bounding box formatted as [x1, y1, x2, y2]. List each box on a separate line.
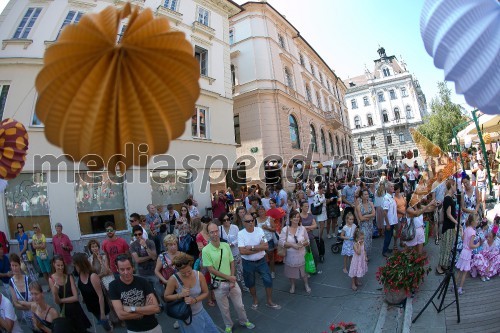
[330, 228, 344, 254]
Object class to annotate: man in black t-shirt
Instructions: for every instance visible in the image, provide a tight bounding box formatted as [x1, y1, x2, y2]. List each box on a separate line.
[109, 255, 161, 332]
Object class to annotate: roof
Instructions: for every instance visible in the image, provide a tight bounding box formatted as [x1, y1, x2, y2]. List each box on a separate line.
[237, 1, 347, 90]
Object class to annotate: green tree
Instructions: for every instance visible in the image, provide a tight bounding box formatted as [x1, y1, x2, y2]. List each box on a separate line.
[418, 82, 468, 151]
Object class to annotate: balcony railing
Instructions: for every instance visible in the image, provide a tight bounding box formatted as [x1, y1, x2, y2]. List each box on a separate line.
[324, 111, 343, 129]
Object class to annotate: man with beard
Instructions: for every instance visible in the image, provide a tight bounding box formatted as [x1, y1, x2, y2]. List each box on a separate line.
[102, 222, 130, 278]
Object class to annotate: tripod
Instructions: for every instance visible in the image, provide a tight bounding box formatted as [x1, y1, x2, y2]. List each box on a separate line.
[412, 191, 461, 324]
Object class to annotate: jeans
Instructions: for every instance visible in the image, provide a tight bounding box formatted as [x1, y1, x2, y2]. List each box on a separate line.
[382, 225, 395, 254]
[242, 257, 273, 288]
[213, 282, 248, 327]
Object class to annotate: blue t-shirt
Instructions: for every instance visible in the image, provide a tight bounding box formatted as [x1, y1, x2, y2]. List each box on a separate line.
[0, 255, 10, 283]
[16, 233, 28, 252]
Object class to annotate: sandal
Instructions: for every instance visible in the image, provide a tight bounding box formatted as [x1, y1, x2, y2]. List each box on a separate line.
[289, 286, 295, 294]
[251, 304, 258, 310]
[343, 268, 348, 274]
[436, 267, 445, 275]
[352, 285, 358, 291]
[305, 286, 311, 294]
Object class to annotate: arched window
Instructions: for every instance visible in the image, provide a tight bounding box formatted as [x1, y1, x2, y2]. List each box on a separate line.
[367, 114, 373, 126]
[305, 84, 312, 102]
[357, 137, 363, 149]
[382, 110, 389, 123]
[371, 135, 376, 147]
[354, 116, 361, 129]
[289, 115, 300, 149]
[320, 129, 327, 154]
[378, 92, 385, 102]
[399, 132, 405, 142]
[335, 136, 340, 156]
[319, 72, 324, 84]
[406, 105, 412, 118]
[383, 67, 391, 77]
[394, 107, 400, 121]
[389, 89, 396, 100]
[310, 124, 318, 152]
[284, 67, 293, 89]
[329, 133, 334, 155]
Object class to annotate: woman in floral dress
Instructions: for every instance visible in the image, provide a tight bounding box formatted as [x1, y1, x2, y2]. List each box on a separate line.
[355, 189, 375, 260]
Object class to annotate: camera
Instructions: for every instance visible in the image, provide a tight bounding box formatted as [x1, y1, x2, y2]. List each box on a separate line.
[208, 280, 220, 290]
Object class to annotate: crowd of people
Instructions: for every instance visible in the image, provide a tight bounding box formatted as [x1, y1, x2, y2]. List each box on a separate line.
[0, 165, 499, 333]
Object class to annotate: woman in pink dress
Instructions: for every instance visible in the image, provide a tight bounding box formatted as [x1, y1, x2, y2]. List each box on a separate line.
[471, 226, 500, 280]
[348, 229, 368, 291]
[456, 215, 482, 294]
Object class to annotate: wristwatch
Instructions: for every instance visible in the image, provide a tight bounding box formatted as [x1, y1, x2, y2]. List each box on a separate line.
[130, 306, 136, 313]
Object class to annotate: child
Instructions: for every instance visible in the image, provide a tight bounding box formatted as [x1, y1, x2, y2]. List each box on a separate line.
[455, 214, 482, 294]
[471, 225, 499, 281]
[341, 212, 357, 274]
[348, 229, 368, 291]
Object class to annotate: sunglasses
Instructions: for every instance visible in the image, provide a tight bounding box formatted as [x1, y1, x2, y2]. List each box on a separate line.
[17, 226, 23, 229]
[134, 233, 143, 237]
[106, 228, 114, 232]
[222, 218, 230, 221]
[244, 219, 254, 223]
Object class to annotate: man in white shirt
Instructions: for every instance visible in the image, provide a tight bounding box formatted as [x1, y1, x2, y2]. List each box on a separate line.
[382, 182, 398, 257]
[0, 292, 23, 333]
[407, 167, 416, 191]
[238, 214, 281, 310]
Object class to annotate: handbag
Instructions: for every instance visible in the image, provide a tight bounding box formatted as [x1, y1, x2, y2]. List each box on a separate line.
[277, 227, 289, 257]
[311, 202, 323, 215]
[166, 273, 192, 325]
[400, 217, 416, 241]
[304, 247, 316, 274]
[160, 253, 175, 285]
[208, 249, 223, 290]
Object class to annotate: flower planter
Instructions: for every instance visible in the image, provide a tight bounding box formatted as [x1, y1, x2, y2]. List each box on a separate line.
[385, 289, 407, 305]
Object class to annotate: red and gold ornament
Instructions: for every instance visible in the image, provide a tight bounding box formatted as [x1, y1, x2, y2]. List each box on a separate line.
[0, 118, 29, 179]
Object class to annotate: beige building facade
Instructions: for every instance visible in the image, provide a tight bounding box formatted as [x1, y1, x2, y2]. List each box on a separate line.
[229, 2, 353, 189]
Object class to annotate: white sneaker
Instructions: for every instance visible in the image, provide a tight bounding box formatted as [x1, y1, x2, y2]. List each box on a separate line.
[173, 321, 180, 329]
[271, 272, 275, 279]
[327, 234, 332, 239]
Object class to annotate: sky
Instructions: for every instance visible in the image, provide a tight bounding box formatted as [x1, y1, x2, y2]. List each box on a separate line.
[0, 0, 471, 112]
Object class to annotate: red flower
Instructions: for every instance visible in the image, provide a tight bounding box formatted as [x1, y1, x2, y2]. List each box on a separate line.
[329, 323, 336, 331]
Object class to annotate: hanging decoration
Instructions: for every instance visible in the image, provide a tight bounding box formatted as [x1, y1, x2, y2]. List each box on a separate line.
[406, 150, 414, 159]
[0, 118, 29, 180]
[483, 132, 491, 144]
[35, 3, 200, 171]
[317, 163, 323, 169]
[420, 0, 500, 115]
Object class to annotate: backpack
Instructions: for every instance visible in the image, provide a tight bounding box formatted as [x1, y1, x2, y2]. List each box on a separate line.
[400, 217, 416, 241]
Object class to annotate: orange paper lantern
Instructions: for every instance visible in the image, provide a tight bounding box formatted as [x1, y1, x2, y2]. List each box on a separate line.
[35, 3, 200, 171]
[0, 119, 29, 180]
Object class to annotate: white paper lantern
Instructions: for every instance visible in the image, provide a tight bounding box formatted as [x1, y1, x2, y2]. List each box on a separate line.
[296, 163, 303, 170]
[420, 0, 500, 115]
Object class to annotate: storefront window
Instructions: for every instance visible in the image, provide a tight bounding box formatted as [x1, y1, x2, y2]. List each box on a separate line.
[75, 172, 126, 235]
[150, 170, 192, 209]
[4, 173, 50, 239]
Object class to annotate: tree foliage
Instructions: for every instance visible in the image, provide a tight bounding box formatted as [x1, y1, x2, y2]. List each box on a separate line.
[417, 82, 468, 152]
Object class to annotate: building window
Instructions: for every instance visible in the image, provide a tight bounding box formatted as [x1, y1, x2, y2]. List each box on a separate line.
[192, 107, 208, 138]
[0, 84, 10, 120]
[13, 7, 42, 39]
[319, 72, 324, 84]
[289, 115, 300, 149]
[386, 134, 393, 145]
[323, 98, 329, 112]
[310, 63, 315, 76]
[354, 116, 361, 129]
[401, 87, 408, 97]
[378, 92, 385, 102]
[197, 7, 210, 26]
[195, 46, 208, 76]
[326, 81, 331, 92]
[229, 28, 234, 45]
[394, 107, 400, 121]
[329, 133, 334, 155]
[357, 137, 362, 150]
[310, 124, 318, 152]
[399, 132, 405, 142]
[371, 135, 376, 147]
[320, 129, 327, 154]
[406, 105, 412, 118]
[305, 84, 312, 102]
[163, 0, 178, 11]
[363, 96, 369, 106]
[231, 64, 236, 87]
[389, 89, 396, 100]
[278, 34, 285, 49]
[75, 172, 126, 235]
[367, 114, 373, 126]
[382, 110, 389, 123]
[299, 54, 305, 66]
[413, 149, 419, 158]
[31, 110, 43, 127]
[382, 67, 391, 77]
[335, 136, 340, 156]
[4, 173, 50, 238]
[284, 67, 293, 89]
[351, 99, 358, 109]
[234, 115, 240, 144]
[57, 10, 83, 39]
[150, 170, 192, 207]
[316, 91, 322, 110]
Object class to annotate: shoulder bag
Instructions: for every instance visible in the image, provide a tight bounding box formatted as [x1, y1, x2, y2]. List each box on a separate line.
[277, 227, 289, 257]
[160, 253, 176, 285]
[208, 249, 223, 290]
[311, 195, 323, 215]
[219, 226, 228, 243]
[400, 217, 416, 241]
[166, 273, 192, 325]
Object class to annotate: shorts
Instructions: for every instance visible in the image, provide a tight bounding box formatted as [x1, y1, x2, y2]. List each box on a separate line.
[242, 257, 272, 289]
[405, 226, 425, 247]
[36, 256, 51, 273]
[477, 185, 487, 196]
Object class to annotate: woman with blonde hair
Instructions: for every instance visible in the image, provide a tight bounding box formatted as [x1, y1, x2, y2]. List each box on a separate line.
[31, 223, 51, 291]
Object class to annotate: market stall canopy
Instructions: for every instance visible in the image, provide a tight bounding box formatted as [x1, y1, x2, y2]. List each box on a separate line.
[468, 115, 500, 135]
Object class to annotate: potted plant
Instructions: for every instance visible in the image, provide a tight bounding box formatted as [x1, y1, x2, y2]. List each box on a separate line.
[376, 249, 432, 304]
[322, 322, 357, 333]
